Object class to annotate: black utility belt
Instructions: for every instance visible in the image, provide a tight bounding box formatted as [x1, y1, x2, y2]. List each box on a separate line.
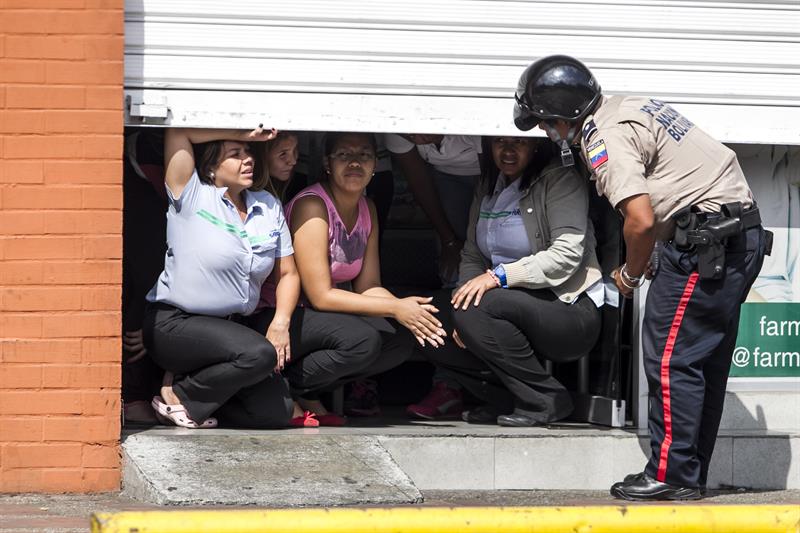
[672, 202, 772, 280]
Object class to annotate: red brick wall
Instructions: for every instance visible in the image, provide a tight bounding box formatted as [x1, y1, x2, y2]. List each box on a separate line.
[0, 1, 124, 492]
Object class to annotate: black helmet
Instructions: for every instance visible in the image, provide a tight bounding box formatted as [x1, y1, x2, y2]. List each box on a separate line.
[514, 55, 602, 131]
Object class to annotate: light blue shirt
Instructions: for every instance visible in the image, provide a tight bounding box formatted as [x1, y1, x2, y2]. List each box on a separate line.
[477, 173, 606, 308]
[147, 171, 293, 317]
[477, 174, 532, 265]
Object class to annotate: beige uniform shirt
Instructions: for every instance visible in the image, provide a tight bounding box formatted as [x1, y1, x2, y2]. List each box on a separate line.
[579, 96, 753, 241]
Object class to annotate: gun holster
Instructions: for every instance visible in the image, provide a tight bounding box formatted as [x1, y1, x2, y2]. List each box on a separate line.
[686, 201, 758, 280]
[672, 206, 699, 252]
[688, 217, 741, 280]
[673, 202, 769, 280]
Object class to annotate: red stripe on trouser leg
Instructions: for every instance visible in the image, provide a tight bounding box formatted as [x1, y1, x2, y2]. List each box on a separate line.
[656, 271, 700, 483]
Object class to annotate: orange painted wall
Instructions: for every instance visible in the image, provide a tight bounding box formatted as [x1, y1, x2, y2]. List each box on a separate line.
[0, 0, 124, 492]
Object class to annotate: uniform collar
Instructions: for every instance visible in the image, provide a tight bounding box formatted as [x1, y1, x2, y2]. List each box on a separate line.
[495, 172, 523, 195]
[244, 189, 267, 215]
[217, 187, 265, 216]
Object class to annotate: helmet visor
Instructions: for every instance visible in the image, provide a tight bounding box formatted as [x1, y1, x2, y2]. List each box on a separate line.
[513, 100, 539, 131]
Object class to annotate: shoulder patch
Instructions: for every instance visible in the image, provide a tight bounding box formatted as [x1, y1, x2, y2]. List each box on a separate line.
[587, 140, 608, 169]
[582, 119, 598, 142]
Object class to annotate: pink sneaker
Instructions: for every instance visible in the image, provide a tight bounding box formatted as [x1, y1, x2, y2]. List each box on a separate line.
[406, 382, 463, 420]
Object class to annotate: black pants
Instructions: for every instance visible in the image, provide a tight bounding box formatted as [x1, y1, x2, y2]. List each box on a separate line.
[425, 288, 601, 422]
[643, 226, 766, 488]
[142, 303, 294, 428]
[245, 307, 415, 399]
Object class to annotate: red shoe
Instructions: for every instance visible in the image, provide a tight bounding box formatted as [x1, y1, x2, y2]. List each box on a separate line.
[406, 382, 463, 420]
[289, 410, 319, 427]
[315, 413, 347, 426]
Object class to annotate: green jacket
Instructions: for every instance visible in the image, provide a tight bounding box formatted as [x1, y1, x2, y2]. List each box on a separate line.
[459, 161, 603, 304]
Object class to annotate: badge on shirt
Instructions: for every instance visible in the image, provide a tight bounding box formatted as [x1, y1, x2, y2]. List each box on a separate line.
[587, 140, 608, 169]
[582, 119, 598, 142]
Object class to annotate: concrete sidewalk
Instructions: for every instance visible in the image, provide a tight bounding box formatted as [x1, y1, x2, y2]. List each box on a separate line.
[122, 410, 799, 506]
[3, 490, 800, 533]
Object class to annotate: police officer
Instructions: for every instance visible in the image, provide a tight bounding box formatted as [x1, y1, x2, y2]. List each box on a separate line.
[513, 55, 769, 500]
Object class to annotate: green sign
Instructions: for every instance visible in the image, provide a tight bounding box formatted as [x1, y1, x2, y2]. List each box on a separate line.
[730, 303, 800, 377]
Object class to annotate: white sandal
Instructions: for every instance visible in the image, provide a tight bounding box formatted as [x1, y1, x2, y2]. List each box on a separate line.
[151, 396, 217, 429]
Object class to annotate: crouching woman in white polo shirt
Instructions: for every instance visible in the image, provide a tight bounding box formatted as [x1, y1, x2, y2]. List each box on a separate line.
[143, 127, 311, 429]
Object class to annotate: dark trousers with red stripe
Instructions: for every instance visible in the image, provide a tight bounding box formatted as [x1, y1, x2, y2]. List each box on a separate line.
[642, 226, 766, 488]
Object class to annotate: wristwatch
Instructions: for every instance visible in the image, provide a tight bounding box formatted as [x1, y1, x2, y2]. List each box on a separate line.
[493, 264, 508, 288]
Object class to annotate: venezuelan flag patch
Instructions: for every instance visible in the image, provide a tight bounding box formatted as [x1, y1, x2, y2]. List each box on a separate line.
[587, 140, 608, 169]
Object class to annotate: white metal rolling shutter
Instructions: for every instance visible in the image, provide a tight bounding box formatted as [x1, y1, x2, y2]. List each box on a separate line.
[124, 0, 800, 144]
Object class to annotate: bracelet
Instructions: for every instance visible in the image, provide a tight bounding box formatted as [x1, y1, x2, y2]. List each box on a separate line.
[493, 264, 508, 288]
[618, 273, 638, 290]
[486, 269, 502, 288]
[620, 264, 645, 288]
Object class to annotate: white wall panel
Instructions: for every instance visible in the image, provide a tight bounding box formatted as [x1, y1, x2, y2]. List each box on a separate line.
[124, 0, 800, 143]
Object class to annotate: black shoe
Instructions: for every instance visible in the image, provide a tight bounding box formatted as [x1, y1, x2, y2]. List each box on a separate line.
[496, 411, 545, 427]
[462, 405, 499, 424]
[623, 471, 646, 483]
[610, 473, 702, 501]
[624, 472, 708, 495]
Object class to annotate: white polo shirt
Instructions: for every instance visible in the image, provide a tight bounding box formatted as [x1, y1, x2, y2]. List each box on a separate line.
[384, 134, 482, 176]
[147, 171, 293, 317]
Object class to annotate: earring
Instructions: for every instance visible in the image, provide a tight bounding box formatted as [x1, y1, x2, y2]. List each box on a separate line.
[209, 171, 215, 179]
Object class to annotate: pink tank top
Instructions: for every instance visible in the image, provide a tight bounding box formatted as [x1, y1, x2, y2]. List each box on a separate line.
[257, 183, 372, 308]
[287, 183, 372, 285]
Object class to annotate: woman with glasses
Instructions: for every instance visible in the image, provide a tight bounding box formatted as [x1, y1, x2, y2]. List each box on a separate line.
[255, 132, 443, 422]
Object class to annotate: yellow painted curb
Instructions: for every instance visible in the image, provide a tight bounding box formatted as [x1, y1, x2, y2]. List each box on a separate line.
[92, 504, 800, 533]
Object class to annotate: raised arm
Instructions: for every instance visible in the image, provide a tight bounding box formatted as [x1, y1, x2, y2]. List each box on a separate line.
[391, 148, 458, 247]
[163, 127, 277, 198]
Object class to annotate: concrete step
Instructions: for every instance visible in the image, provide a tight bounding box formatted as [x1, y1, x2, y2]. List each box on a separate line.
[122, 418, 799, 506]
[379, 426, 799, 491]
[122, 433, 421, 506]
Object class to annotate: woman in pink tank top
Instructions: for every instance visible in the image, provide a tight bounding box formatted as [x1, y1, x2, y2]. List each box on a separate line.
[278, 132, 449, 418]
[284, 180, 371, 287]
